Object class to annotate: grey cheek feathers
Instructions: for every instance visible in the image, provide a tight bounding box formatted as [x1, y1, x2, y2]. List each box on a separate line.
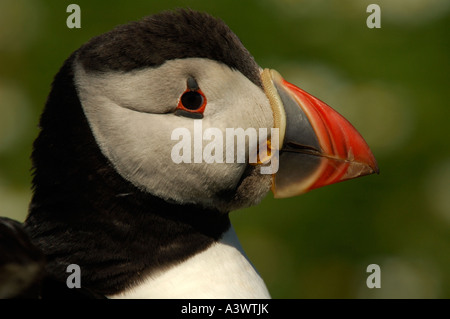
[73, 57, 273, 210]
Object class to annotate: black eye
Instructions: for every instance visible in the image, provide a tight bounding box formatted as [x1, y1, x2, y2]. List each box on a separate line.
[175, 77, 207, 118]
[180, 90, 204, 110]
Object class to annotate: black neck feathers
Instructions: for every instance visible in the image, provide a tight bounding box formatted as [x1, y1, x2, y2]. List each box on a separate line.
[24, 53, 230, 296]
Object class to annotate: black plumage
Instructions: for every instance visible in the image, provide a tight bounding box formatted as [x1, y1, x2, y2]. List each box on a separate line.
[2, 9, 263, 298]
[25, 52, 230, 296]
[78, 9, 262, 88]
[0, 217, 44, 298]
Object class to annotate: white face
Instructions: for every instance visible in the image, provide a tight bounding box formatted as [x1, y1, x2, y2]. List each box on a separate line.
[74, 57, 274, 211]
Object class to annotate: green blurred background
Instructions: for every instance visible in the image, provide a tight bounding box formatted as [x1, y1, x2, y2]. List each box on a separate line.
[0, 0, 449, 298]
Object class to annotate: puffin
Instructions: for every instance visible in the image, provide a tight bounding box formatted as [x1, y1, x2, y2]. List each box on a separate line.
[0, 9, 378, 299]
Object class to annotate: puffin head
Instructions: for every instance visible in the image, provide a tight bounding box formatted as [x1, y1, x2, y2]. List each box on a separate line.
[69, 9, 377, 213]
[25, 9, 378, 296]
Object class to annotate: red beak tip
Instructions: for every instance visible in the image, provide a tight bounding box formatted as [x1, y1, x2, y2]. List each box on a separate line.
[266, 69, 379, 198]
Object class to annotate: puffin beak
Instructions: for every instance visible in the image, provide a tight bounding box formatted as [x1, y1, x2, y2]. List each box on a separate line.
[261, 69, 379, 198]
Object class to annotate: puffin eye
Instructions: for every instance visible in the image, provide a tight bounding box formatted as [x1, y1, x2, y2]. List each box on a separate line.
[180, 91, 204, 110]
[175, 77, 207, 118]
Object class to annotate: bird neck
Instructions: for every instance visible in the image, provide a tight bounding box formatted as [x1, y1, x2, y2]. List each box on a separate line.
[109, 226, 271, 299]
[25, 53, 232, 296]
[26, 187, 232, 296]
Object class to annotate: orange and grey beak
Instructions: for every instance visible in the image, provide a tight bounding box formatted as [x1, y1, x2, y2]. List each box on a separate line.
[261, 69, 379, 198]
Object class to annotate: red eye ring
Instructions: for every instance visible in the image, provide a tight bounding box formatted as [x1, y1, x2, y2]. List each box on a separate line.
[176, 88, 207, 114]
